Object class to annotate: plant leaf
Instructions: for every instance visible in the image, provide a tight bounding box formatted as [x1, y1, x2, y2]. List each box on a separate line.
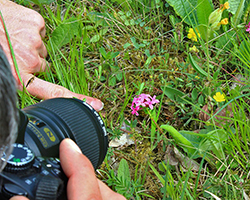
[188, 53, 212, 78]
[229, 0, 247, 26]
[196, 0, 213, 25]
[161, 125, 196, 155]
[109, 76, 116, 86]
[51, 17, 80, 49]
[117, 159, 131, 183]
[199, 129, 227, 159]
[90, 34, 100, 43]
[161, 86, 191, 104]
[165, 0, 197, 25]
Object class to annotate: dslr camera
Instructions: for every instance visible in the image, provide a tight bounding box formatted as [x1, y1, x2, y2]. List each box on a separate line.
[0, 98, 108, 200]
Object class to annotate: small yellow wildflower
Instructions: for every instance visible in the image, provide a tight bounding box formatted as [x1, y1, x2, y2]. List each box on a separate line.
[223, 2, 230, 10]
[187, 28, 200, 42]
[213, 92, 226, 102]
[189, 45, 199, 53]
[213, 18, 229, 30]
[218, 18, 228, 25]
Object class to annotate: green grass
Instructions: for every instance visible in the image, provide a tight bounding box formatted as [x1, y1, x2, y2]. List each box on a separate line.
[14, 0, 250, 199]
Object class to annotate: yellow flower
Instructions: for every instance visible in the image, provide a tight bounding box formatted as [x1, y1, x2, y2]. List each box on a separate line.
[213, 92, 226, 102]
[189, 45, 199, 53]
[223, 2, 230, 10]
[212, 18, 229, 30]
[218, 18, 228, 25]
[187, 28, 200, 42]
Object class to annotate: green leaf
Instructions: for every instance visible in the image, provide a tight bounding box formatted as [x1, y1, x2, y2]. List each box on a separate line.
[196, 0, 213, 25]
[117, 159, 131, 183]
[179, 130, 204, 148]
[116, 72, 123, 81]
[99, 47, 107, 58]
[228, 0, 249, 15]
[110, 52, 120, 59]
[198, 95, 204, 104]
[199, 129, 228, 159]
[191, 88, 198, 101]
[123, 43, 131, 49]
[149, 163, 165, 184]
[161, 125, 196, 154]
[165, 0, 197, 25]
[188, 54, 212, 78]
[229, 0, 248, 26]
[131, 37, 140, 49]
[196, 24, 217, 41]
[144, 56, 153, 67]
[51, 17, 80, 49]
[109, 76, 116, 86]
[161, 86, 191, 104]
[90, 34, 100, 43]
[100, 28, 109, 36]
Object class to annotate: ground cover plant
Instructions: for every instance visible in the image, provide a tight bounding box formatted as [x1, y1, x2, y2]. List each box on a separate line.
[12, 0, 250, 199]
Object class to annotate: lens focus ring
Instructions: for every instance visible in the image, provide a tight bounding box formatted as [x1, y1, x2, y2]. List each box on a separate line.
[23, 98, 108, 169]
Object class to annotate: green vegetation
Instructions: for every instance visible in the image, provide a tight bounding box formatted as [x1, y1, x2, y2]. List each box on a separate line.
[15, 0, 250, 199]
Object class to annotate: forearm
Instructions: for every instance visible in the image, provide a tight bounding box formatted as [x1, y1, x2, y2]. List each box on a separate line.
[0, 0, 10, 61]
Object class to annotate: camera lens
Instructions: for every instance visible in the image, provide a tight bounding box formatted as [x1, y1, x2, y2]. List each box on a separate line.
[20, 98, 108, 169]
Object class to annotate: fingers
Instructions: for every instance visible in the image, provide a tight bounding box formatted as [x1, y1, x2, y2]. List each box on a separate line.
[10, 196, 29, 200]
[40, 27, 46, 38]
[39, 42, 47, 59]
[39, 21, 46, 38]
[59, 139, 103, 200]
[22, 75, 104, 111]
[13, 54, 48, 76]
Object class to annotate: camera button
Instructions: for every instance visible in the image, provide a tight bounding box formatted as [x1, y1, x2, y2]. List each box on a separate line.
[47, 158, 61, 168]
[52, 168, 62, 176]
[33, 160, 42, 170]
[3, 183, 28, 198]
[36, 157, 45, 162]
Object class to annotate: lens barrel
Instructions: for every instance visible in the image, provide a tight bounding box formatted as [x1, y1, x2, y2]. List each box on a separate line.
[21, 98, 108, 169]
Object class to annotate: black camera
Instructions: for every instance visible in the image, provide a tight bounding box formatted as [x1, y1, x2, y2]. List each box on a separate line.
[0, 98, 108, 200]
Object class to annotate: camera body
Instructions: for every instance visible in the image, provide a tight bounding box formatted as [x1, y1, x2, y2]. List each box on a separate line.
[0, 98, 108, 200]
[0, 144, 66, 200]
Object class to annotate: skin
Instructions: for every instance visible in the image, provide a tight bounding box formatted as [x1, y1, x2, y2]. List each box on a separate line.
[0, 0, 103, 111]
[10, 139, 126, 200]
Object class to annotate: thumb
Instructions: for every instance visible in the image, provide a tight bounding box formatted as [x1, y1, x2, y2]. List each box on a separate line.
[59, 139, 103, 200]
[10, 196, 29, 200]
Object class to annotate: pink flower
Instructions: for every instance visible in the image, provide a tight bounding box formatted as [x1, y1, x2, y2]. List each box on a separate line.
[131, 106, 140, 116]
[131, 94, 159, 115]
[146, 95, 160, 109]
[246, 22, 250, 33]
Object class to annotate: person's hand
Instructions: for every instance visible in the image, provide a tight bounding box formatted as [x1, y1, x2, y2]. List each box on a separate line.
[10, 139, 126, 200]
[0, 0, 103, 111]
[60, 139, 126, 200]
